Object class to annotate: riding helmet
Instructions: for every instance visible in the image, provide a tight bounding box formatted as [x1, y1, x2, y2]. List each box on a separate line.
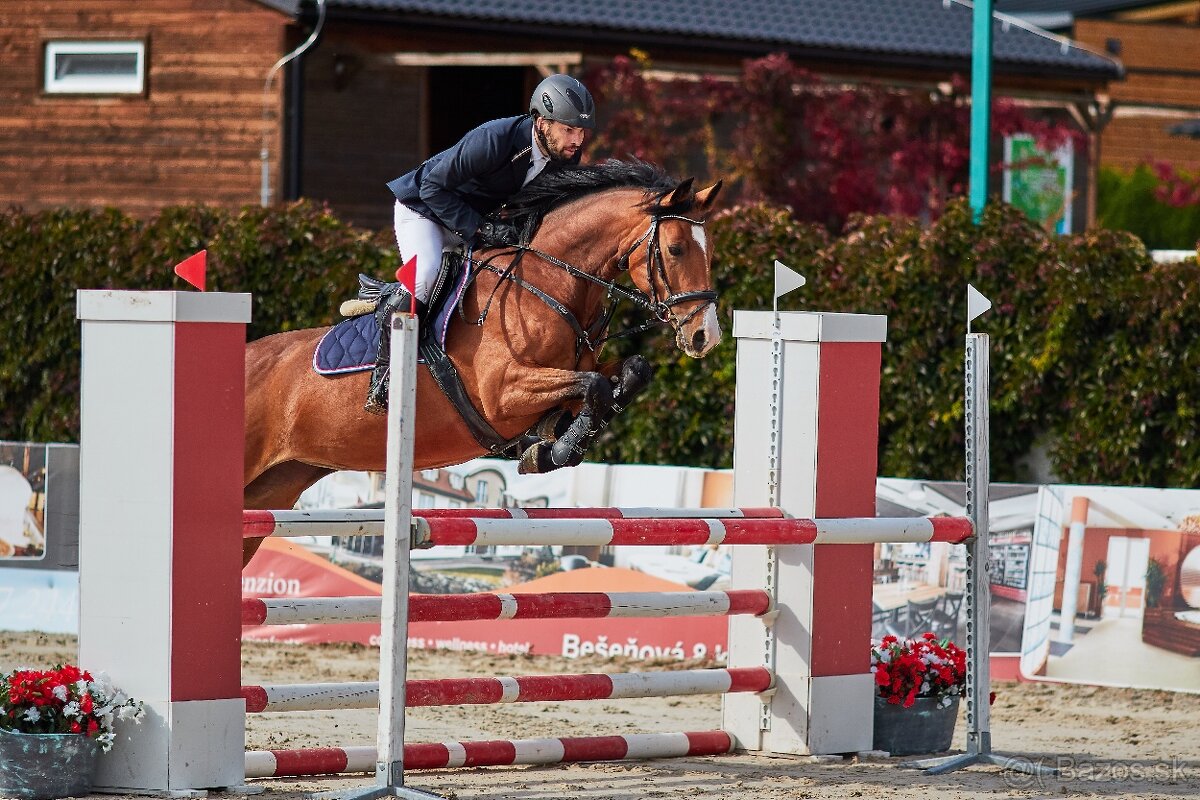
[529, 74, 596, 130]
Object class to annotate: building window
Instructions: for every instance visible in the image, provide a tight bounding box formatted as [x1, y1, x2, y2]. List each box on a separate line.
[474, 480, 488, 504]
[45, 40, 146, 94]
[416, 491, 435, 508]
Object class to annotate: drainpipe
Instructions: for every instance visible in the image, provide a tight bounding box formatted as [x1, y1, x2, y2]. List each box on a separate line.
[285, 57, 305, 199]
[261, 0, 326, 207]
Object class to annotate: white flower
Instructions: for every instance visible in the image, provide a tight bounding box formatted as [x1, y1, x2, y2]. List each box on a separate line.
[74, 679, 90, 696]
[62, 701, 81, 718]
[22, 706, 41, 723]
[118, 704, 144, 723]
[52, 684, 69, 702]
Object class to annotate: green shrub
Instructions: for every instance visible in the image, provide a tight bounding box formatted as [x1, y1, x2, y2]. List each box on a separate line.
[0, 202, 395, 441]
[1097, 165, 1200, 250]
[3, 198, 1194, 486]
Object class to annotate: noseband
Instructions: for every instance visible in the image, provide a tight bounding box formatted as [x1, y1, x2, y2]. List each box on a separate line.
[616, 214, 718, 329]
[466, 213, 717, 358]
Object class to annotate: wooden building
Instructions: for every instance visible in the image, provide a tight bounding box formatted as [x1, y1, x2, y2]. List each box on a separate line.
[1001, 1, 1200, 171]
[2, 0, 1121, 228]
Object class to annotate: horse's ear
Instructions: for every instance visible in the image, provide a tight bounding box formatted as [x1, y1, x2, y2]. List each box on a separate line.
[694, 180, 723, 212]
[667, 178, 695, 206]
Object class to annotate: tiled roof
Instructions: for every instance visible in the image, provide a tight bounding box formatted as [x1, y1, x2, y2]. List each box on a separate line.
[995, 0, 1166, 30]
[322, 0, 1121, 79]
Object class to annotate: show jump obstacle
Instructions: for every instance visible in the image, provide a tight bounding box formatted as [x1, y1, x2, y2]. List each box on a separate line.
[76, 289, 1028, 797]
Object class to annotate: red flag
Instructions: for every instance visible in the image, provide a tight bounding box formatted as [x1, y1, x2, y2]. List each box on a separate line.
[396, 255, 417, 315]
[173, 250, 207, 291]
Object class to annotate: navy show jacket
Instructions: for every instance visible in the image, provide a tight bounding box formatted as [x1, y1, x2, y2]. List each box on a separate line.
[386, 115, 538, 240]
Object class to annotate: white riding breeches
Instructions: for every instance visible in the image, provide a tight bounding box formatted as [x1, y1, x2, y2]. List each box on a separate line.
[392, 201, 461, 303]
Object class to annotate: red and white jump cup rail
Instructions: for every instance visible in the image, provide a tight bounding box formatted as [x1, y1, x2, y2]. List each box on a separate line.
[241, 505, 785, 539]
[245, 731, 736, 778]
[244, 508, 972, 547]
[242, 588, 773, 626]
[241, 666, 772, 713]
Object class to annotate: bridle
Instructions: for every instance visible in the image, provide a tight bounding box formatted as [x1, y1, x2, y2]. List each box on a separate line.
[464, 213, 718, 359]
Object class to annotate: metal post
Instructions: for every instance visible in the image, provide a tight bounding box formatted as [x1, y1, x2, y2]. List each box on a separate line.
[325, 314, 442, 800]
[969, 0, 994, 221]
[905, 327, 1057, 777]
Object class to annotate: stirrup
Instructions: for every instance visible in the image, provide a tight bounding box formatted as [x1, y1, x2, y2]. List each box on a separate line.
[364, 368, 390, 415]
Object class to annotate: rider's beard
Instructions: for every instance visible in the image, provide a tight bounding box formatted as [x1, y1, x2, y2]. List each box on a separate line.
[536, 122, 582, 166]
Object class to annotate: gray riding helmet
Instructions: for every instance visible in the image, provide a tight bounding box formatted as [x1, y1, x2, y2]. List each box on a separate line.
[529, 74, 596, 130]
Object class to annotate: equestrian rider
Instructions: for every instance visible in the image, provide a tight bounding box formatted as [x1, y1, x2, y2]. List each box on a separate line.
[366, 73, 597, 414]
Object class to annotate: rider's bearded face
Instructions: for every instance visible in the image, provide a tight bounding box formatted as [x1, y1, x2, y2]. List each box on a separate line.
[535, 117, 586, 165]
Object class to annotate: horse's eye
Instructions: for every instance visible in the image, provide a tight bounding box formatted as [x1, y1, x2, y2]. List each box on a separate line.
[667, 243, 684, 257]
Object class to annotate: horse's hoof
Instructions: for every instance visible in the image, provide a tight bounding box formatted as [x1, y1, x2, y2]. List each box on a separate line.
[535, 408, 571, 441]
[518, 442, 546, 474]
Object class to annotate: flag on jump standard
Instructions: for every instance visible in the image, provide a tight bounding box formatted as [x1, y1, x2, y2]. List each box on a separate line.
[173, 250, 207, 291]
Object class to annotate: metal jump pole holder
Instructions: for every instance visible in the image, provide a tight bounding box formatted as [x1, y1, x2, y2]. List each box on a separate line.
[903, 287, 1057, 778]
[325, 314, 442, 800]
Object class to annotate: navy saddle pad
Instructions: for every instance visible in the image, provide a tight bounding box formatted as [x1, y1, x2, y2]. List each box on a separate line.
[312, 254, 472, 375]
[312, 313, 377, 375]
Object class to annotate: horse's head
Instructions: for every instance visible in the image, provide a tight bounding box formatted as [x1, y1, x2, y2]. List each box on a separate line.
[629, 178, 724, 358]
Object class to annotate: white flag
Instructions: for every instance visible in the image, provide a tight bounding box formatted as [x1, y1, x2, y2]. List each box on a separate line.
[774, 260, 806, 299]
[967, 284, 992, 324]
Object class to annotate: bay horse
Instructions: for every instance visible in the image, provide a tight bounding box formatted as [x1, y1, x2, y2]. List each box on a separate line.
[243, 161, 723, 563]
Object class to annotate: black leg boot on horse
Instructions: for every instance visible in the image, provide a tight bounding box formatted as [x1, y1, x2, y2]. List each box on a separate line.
[517, 355, 653, 474]
[365, 287, 426, 415]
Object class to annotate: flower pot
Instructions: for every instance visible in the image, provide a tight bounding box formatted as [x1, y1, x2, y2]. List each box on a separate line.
[0, 728, 101, 800]
[871, 694, 960, 756]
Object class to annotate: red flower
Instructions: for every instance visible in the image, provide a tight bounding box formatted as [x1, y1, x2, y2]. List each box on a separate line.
[870, 634, 966, 707]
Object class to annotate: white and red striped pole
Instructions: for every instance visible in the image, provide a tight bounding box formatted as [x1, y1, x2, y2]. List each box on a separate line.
[242, 589, 773, 626]
[241, 666, 772, 712]
[241, 506, 785, 539]
[725, 310, 887, 756]
[245, 731, 735, 778]
[77, 290, 250, 792]
[412, 515, 971, 548]
[243, 509, 971, 545]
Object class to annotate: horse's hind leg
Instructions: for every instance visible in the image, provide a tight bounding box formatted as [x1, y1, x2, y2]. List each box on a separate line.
[243, 460, 334, 566]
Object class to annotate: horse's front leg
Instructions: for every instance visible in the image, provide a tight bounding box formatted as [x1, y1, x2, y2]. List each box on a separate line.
[522, 371, 612, 474]
[512, 355, 652, 474]
[533, 354, 654, 442]
[598, 354, 653, 432]
[485, 365, 613, 474]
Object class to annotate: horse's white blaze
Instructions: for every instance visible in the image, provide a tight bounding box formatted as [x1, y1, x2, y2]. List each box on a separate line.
[691, 224, 707, 257]
[699, 304, 721, 356]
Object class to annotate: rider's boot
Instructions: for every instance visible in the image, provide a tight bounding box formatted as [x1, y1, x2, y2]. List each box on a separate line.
[364, 289, 424, 415]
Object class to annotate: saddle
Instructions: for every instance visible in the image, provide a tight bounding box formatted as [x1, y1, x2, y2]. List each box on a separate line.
[313, 248, 534, 458]
[313, 249, 463, 376]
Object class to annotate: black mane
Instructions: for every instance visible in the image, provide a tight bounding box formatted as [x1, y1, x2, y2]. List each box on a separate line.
[500, 159, 691, 243]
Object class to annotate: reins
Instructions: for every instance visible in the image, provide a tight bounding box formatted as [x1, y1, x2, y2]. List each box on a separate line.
[460, 213, 717, 360]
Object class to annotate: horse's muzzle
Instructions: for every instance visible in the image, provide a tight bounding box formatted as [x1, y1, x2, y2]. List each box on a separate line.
[679, 303, 722, 358]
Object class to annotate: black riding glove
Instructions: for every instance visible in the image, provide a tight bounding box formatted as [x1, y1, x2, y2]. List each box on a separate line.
[475, 220, 521, 249]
